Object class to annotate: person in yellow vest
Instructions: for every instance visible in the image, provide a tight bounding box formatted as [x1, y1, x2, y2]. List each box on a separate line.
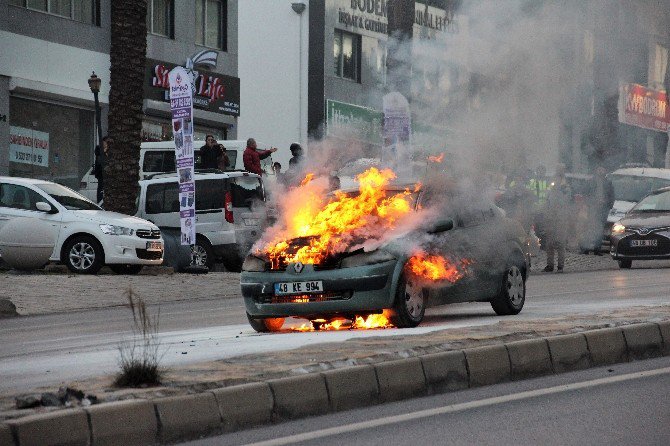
[527, 164, 549, 205]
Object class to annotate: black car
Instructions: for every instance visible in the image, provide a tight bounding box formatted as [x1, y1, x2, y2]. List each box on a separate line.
[610, 186, 670, 268]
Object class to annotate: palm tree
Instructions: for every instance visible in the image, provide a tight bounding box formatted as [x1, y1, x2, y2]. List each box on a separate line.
[386, 0, 414, 98]
[105, 0, 148, 214]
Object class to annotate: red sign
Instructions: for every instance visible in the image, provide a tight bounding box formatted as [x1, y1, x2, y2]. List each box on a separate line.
[619, 83, 669, 133]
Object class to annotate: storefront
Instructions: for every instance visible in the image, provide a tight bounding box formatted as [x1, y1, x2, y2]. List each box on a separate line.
[8, 96, 94, 190]
[143, 58, 240, 143]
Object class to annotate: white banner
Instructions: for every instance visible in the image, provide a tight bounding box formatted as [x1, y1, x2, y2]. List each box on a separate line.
[168, 66, 196, 246]
[9, 126, 49, 167]
[382, 92, 412, 176]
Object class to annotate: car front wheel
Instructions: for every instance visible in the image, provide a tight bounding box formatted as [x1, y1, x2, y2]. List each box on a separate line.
[491, 263, 525, 315]
[62, 235, 104, 274]
[246, 313, 285, 333]
[390, 273, 425, 328]
[192, 237, 215, 270]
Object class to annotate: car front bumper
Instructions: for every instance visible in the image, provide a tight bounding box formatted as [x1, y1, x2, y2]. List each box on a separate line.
[241, 260, 403, 319]
[610, 231, 670, 260]
[100, 235, 164, 265]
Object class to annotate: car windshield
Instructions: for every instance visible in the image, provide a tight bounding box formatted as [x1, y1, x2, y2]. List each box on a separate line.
[609, 174, 670, 203]
[231, 176, 265, 207]
[36, 183, 101, 211]
[630, 190, 670, 213]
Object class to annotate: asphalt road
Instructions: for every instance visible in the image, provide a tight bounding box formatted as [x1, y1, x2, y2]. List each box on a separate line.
[1, 268, 670, 392]
[183, 357, 670, 446]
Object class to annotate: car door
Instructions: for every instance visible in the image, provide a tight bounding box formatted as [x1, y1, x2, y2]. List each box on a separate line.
[0, 182, 63, 258]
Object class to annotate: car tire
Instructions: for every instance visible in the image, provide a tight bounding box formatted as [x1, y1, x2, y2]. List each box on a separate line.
[192, 236, 215, 270]
[62, 235, 104, 275]
[109, 264, 143, 275]
[491, 263, 526, 316]
[618, 259, 632, 269]
[246, 313, 285, 333]
[390, 273, 425, 328]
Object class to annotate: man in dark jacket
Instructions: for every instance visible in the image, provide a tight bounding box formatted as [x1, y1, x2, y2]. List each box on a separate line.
[585, 166, 614, 254]
[94, 135, 112, 203]
[199, 134, 219, 169]
[243, 138, 276, 175]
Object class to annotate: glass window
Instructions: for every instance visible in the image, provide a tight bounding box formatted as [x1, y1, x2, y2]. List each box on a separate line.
[13, 0, 97, 25]
[334, 29, 360, 81]
[631, 190, 670, 212]
[610, 175, 670, 203]
[145, 183, 165, 214]
[230, 177, 265, 207]
[0, 183, 46, 211]
[195, 0, 226, 50]
[195, 179, 226, 211]
[36, 183, 100, 211]
[148, 0, 173, 38]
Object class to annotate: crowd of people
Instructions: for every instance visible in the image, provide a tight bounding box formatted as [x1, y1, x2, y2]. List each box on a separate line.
[497, 163, 614, 273]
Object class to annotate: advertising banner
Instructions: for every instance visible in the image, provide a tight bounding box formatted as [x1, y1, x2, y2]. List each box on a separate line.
[168, 66, 196, 246]
[326, 99, 383, 146]
[382, 92, 412, 175]
[9, 126, 49, 167]
[618, 83, 670, 133]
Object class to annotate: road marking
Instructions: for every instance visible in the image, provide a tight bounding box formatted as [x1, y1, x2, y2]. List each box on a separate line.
[244, 366, 670, 446]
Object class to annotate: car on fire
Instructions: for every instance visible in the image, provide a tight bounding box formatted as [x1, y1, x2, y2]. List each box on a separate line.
[240, 183, 531, 331]
[610, 186, 670, 268]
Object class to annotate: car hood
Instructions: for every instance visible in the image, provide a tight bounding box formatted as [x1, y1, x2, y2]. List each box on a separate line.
[64, 210, 158, 230]
[618, 212, 670, 229]
[608, 200, 636, 223]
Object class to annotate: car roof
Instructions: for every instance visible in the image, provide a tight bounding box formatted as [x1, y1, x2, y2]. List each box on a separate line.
[139, 170, 261, 184]
[608, 167, 670, 180]
[0, 176, 54, 186]
[140, 140, 265, 150]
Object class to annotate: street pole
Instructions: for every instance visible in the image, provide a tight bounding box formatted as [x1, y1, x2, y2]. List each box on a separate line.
[88, 71, 103, 164]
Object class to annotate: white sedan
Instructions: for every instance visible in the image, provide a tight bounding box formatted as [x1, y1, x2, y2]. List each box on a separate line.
[0, 176, 163, 274]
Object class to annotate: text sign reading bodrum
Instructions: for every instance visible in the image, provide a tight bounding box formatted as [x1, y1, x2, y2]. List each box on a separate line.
[619, 83, 670, 133]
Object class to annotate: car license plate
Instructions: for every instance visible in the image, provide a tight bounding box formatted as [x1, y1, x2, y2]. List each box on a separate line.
[244, 218, 260, 226]
[630, 239, 657, 247]
[274, 281, 323, 296]
[146, 241, 162, 251]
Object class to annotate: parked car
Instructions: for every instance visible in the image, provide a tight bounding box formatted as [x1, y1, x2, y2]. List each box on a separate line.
[609, 186, 670, 268]
[606, 167, 670, 231]
[0, 176, 163, 274]
[240, 185, 530, 332]
[79, 140, 276, 202]
[135, 171, 268, 270]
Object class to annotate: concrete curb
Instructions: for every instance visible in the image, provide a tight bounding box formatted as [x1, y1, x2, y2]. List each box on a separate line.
[2, 321, 669, 445]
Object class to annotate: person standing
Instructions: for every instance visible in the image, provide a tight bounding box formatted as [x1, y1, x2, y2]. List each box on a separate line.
[585, 166, 614, 254]
[243, 138, 277, 175]
[499, 172, 536, 233]
[288, 143, 304, 170]
[199, 135, 219, 169]
[544, 165, 572, 272]
[94, 135, 112, 203]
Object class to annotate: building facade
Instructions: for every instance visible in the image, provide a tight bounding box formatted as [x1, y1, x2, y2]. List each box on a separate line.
[0, 0, 239, 189]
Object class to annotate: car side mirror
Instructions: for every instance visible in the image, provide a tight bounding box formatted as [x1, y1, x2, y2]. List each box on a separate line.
[35, 201, 57, 214]
[428, 219, 454, 234]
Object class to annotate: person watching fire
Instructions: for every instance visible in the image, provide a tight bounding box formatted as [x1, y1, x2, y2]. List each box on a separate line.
[243, 138, 277, 176]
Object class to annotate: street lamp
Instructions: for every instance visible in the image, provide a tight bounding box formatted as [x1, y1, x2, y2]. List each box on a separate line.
[88, 71, 103, 159]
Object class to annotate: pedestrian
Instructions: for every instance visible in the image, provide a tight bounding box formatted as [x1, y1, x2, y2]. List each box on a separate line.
[528, 164, 549, 205]
[499, 172, 536, 233]
[584, 166, 614, 255]
[199, 134, 220, 169]
[543, 164, 572, 272]
[272, 161, 286, 184]
[288, 143, 304, 170]
[94, 135, 113, 203]
[243, 138, 277, 175]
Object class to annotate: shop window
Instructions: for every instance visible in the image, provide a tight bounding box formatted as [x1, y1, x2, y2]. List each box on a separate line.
[10, 0, 99, 25]
[334, 29, 361, 82]
[147, 0, 174, 38]
[195, 0, 227, 50]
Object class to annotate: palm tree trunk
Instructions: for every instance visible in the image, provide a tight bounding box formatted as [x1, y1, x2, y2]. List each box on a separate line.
[386, 0, 414, 98]
[105, 0, 148, 214]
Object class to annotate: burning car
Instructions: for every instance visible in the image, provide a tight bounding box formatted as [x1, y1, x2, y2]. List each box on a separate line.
[240, 168, 530, 331]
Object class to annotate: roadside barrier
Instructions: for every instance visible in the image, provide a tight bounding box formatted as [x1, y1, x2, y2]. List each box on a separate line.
[2, 321, 669, 446]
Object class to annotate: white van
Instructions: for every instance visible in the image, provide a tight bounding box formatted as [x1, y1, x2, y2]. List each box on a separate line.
[80, 140, 275, 202]
[135, 170, 267, 270]
[607, 167, 670, 227]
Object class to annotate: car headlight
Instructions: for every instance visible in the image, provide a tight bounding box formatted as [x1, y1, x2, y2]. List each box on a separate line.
[611, 223, 626, 234]
[340, 250, 396, 268]
[242, 255, 267, 272]
[99, 224, 134, 236]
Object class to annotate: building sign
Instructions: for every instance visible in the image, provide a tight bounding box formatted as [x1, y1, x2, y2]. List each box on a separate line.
[146, 58, 240, 117]
[9, 126, 49, 167]
[168, 67, 196, 246]
[326, 99, 383, 145]
[618, 83, 669, 132]
[338, 0, 458, 37]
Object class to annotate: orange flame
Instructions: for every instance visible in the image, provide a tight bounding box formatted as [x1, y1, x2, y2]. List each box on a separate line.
[407, 252, 472, 283]
[300, 173, 315, 186]
[291, 310, 395, 331]
[263, 168, 414, 268]
[427, 153, 445, 163]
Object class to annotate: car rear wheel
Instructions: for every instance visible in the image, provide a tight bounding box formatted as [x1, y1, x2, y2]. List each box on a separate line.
[618, 259, 632, 269]
[246, 313, 285, 333]
[491, 263, 525, 315]
[192, 236, 215, 270]
[109, 264, 143, 275]
[390, 273, 425, 328]
[62, 235, 104, 275]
